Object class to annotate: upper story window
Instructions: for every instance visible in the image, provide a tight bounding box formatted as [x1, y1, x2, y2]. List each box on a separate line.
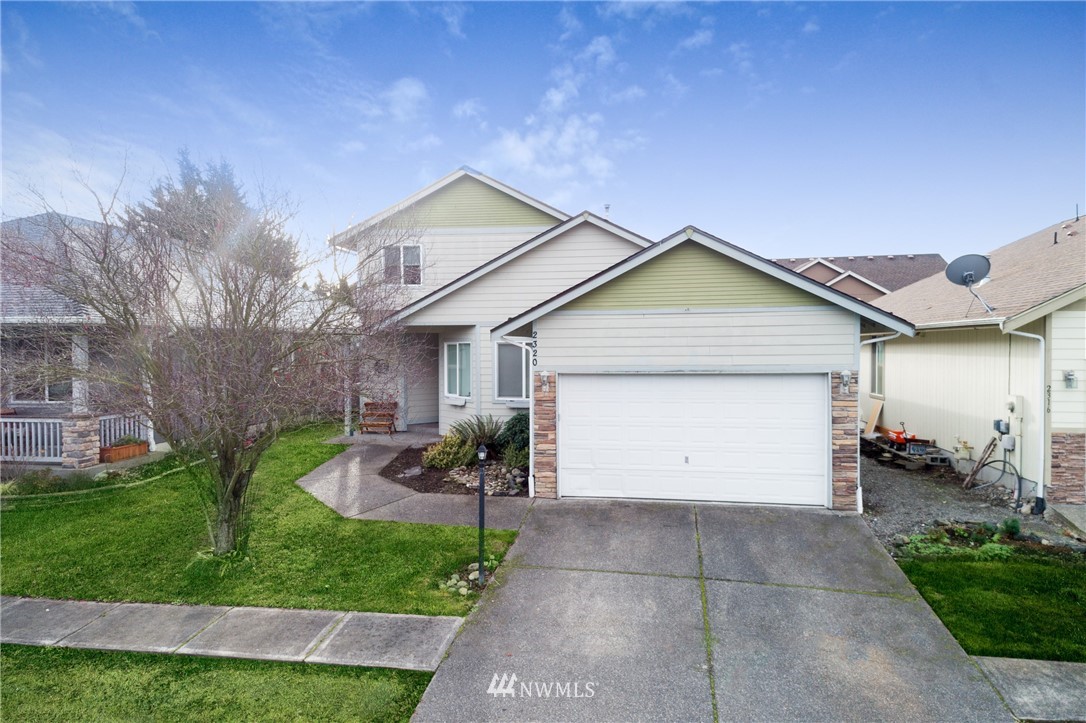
[496, 342, 530, 401]
[383, 245, 422, 285]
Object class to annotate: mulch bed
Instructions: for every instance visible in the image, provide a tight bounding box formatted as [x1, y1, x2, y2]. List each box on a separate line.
[378, 445, 474, 496]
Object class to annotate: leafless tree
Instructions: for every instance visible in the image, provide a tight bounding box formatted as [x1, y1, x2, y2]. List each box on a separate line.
[2, 153, 419, 555]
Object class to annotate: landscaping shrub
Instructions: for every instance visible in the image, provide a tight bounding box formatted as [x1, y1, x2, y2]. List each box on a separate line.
[422, 435, 477, 469]
[449, 415, 504, 450]
[999, 517, 1021, 537]
[109, 435, 144, 447]
[502, 444, 529, 469]
[496, 412, 529, 452]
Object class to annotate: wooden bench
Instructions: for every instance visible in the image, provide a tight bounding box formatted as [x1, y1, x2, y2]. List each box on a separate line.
[359, 401, 397, 435]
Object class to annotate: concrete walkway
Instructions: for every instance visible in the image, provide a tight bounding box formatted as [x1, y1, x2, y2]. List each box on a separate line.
[974, 656, 1086, 722]
[301, 429, 535, 529]
[0, 595, 461, 671]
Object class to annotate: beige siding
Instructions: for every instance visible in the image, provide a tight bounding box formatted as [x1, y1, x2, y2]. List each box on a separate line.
[564, 241, 822, 311]
[878, 323, 1046, 482]
[413, 176, 560, 227]
[405, 334, 439, 425]
[436, 328, 525, 434]
[1051, 298, 1086, 431]
[407, 225, 642, 326]
[533, 308, 856, 370]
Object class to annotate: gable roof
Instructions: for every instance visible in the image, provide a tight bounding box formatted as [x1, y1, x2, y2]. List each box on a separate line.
[826, 270, 890, 296]
[775, 253, 946, 292]
[329, 167, 570, 251]
[492, 226, 915, 339]
[874, 216, 1086, 330]
[1, 214, 105, 324]
[392, 212, 652, 322]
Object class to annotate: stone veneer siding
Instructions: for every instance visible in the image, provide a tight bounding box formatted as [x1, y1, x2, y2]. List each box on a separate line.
[1049, 432, 1085, 505]
[532, 371, 558, 498]
[62, 413, 100, 469]
[830, 371, 860, 511]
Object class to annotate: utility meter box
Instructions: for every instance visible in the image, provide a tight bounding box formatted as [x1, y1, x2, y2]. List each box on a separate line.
[993, 419, 1010, 435]
[1002, 435, 1018, 451]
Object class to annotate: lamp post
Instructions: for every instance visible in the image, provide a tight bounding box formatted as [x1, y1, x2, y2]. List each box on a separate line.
[477, 444, 487, 585]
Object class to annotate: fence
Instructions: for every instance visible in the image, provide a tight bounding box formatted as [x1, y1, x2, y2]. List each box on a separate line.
[0, 418, 64, 463]
[99, 414, 146, 448]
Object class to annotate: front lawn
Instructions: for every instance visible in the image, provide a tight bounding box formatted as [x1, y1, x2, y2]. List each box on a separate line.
[0, 424, 515, 616]
[900, 551, 1086, 662]
[0, 645, 429, 722]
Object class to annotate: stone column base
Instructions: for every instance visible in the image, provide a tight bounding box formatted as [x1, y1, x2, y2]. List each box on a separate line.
[1050, 432, 1085, 505]
[62, 414, 100, 469]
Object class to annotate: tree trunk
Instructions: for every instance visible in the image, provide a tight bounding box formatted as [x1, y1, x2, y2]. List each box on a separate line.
[212, 468, 251, 556]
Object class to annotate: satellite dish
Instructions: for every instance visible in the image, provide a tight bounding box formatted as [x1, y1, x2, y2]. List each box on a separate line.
[945, 254, 991, 287]
[945, 254, 995, 313]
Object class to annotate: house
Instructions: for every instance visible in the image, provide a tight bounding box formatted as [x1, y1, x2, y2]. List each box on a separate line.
[1, 213, 152, 468]
[868, 216, 1086, 508]
[330, 167, 651, 431]
[491, 227, 915, 511]
[773, 253, 946, 302]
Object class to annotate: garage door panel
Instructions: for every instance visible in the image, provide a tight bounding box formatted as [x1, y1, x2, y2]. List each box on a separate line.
[558, 374, 828, 507]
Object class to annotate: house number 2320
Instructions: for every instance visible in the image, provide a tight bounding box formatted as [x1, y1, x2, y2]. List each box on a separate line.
[531, 331, 538, 366]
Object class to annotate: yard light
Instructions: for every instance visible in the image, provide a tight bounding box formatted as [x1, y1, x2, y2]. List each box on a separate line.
[477, 444, 487, 585]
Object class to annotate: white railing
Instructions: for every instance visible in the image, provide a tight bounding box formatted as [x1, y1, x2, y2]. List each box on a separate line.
[99, 414, 146, 448]
[1, 418, 64, 463]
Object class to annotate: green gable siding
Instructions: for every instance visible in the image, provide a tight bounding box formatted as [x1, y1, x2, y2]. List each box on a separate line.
[407, 177, 560, 227]
[563, 241, 822, 310]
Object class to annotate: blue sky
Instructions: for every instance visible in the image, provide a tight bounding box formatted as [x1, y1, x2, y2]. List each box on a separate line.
[2, 1, 1083, 269]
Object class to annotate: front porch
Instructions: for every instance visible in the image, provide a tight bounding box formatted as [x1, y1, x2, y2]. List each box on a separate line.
[0, 412, 153, 470]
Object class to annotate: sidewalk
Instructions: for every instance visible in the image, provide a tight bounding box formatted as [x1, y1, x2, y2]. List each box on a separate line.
[302, 429, 535, 529]
[0, 595, 461, 671]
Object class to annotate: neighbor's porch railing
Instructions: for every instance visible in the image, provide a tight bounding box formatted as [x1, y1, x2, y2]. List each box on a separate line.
[98, 413, 146, 448]
[0, 418, 64, 463]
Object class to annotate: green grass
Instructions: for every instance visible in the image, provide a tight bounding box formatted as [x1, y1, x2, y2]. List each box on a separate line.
[0, 424, 516, 616]
[1, 454, 189, 497]
[900, 551, 1086, 662]
[0, 645, 429, 722]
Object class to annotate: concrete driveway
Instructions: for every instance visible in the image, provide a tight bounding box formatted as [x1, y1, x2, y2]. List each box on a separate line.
[413, 500, 1012, 722]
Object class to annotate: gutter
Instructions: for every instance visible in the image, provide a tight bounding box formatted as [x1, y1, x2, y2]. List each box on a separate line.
[915, 318, 1005, 331]
[1000, 321, 1046, 513]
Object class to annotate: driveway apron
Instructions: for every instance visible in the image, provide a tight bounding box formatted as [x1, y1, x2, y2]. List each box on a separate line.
[413, 500, 1012, 722]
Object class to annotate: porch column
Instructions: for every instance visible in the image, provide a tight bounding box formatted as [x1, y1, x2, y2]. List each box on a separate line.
[71, 334, 89, 414]
[61, 414, 99, 469]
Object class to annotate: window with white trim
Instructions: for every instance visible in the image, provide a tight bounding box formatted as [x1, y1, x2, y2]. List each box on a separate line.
[872, 341, 885, 396]
[383, 245, 422, 285]
[4, 336, 73, 403]
[445, 342, 471, 397]
[495, 342, 530, 401]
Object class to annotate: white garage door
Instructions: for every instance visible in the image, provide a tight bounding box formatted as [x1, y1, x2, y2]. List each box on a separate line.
[558, 374, 828, 506]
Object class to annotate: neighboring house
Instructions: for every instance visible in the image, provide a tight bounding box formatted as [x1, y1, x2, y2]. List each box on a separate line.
[774, 253, 946, 302]
[868, 216, 1086, 508]
[330, 167, 649, 430]
[491, 227, 914, 511]
[1, 213, 151, 468]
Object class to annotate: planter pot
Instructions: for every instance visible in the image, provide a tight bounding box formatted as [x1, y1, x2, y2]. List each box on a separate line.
[99, 441, 149, 464]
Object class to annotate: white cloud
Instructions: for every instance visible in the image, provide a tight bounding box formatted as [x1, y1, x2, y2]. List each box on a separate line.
[453, 98, 485, 120]
[405, 133, 442, 152]
[479, 113, 614, 185]
[542, 64, 583, 113]
[606, 85, 647, 104]
[677, 28, 713, 52]
[434, 3, 468, 38]
[383, 77, 429, 123]
[662, 72, 689, 99]
[803, 19, 820, 34]
[580, 36, 616, 68]
[558, 6, 582, 42]
[1, 11, 42, 74]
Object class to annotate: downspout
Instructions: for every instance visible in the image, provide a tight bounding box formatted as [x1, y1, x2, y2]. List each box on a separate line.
[854, 332, 901, 512]
[1001, 323, 1046, 513]
[501, 334, 535, 498]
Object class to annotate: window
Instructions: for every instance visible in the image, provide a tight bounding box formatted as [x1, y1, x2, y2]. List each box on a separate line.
[383, 245, 422, 285]
[496, 342, 530, 400]
[5, 336, 73, 403]
[445, 342, 471, 397]
[872, 341, 885, 396]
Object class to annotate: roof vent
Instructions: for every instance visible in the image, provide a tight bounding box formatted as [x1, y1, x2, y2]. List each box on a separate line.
[907, 254, 914, 259]
[789, 258, 796, 262]
[888, 255, 895, 259]
[867, 255, 874, 260]
[848, 256, 855, 260]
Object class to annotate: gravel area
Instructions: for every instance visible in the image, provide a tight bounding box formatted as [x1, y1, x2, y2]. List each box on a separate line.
[860, 456, 1077, 550]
